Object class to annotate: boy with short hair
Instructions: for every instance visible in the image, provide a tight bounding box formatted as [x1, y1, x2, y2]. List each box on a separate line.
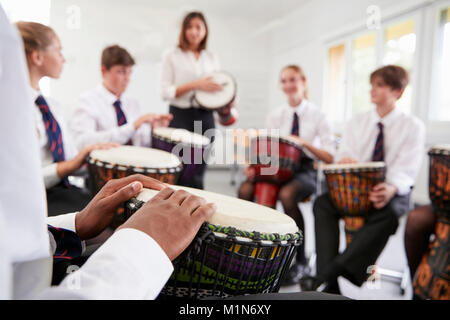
[70, 45, 172, 149]
[310, 65, 425, 294]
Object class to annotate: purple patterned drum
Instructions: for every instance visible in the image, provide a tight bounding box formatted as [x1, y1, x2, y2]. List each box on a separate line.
[151, 127, 211, 186]
[126, 186, 301, 299]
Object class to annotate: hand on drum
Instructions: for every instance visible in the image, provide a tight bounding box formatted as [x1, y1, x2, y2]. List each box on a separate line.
[288, 135, 307, 146]
[338, 157, 359, 164]
[134, 113, 173, 130]
[194, 76, 223, 92]
[118, 188, 217, 261]
[57, 142, 120, 178]
[75, 174, 166, 240]
[369, 182, 398, 209]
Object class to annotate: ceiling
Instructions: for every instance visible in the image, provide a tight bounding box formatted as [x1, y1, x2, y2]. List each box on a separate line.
[121, 0, 312, 23]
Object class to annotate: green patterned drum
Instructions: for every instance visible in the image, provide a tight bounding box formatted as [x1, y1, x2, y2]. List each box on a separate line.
[126, 186, 302, 299]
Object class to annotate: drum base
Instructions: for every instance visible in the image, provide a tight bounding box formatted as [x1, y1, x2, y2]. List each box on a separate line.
[254, 182, 280, 208]
[413, 216, 450, 300]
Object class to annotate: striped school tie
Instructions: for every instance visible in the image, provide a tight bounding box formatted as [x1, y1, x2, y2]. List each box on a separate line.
[35, 95, 70, 187]
[372, 122, 384, 162]
[113, 99, 128, 126]
[291, 112, 300, 136]
[48, 225, 82, 262]
[113, 99, 132, 145]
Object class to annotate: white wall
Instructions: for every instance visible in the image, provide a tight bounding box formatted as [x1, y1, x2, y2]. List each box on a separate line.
[48, 0, 271, 129]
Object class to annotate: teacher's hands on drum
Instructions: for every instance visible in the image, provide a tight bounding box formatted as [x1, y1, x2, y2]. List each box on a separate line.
[118, 188, 217, 261]
[56, 142, 120, 179]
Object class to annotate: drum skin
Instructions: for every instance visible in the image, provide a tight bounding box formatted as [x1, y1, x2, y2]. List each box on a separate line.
[323, 163, 385, 245]
[86, 146, 183, 227]
[151, 132, 209, 186]
[413, 147, 450, 300]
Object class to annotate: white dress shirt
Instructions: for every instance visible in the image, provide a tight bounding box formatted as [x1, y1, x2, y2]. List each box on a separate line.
[32, 89, 79, 188]
[0, 6, 173, 299]
[337, 108, 426, 196]
[160, 47, 221, 108]
[70, 84, 151, 150]
[265, 99, 336, 160]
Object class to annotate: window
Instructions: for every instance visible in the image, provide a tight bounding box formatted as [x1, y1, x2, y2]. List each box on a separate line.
[326, 44, 347, 123]
[325, 17, 418, 122]
[351, 32, 376, 114]
[383, 19, 416, 114]
[430, 6, 450, 121]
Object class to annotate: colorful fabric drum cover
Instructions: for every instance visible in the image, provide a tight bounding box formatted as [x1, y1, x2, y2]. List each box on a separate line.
[126, 186, 302, 299]
[151, 127, 211, 186]
[194, 71, 238, 126]
[413, 146, 450, 300]
[250, 135, 302, 208]
[323, 162, 386, 244]
[87, 146, 183, 226]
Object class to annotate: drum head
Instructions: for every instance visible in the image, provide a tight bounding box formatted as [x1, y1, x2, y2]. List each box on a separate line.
[429, 145, 450, 156]
[135, 186, 299, 235]
[88, 145, 182, 169]
[323, 161, 385, 173]
[194, 71, 236, 110]
[152, 127, 210, 147]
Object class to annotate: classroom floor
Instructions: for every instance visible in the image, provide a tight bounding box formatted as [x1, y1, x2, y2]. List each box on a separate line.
[204, 167, 414, 300]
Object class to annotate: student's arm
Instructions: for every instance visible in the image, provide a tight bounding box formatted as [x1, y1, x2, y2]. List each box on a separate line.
[386, 119, 426, 196]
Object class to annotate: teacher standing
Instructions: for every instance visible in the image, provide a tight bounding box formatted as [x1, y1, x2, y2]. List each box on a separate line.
[160, 11, 222, 189]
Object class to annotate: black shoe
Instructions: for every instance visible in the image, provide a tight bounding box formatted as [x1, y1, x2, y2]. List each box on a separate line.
[281, 261, 312, 286]
[300, 276, 342, 295]
[299, 276, 324, 291]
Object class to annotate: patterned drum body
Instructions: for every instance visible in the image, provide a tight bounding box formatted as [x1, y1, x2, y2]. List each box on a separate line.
[87, 146, 183, 226]
[323, 162, 386, 244]
[429, 146, 450, 216]
[126, 186, 301, 299]
[151, 128, 211, 187]
[250, 135, 302, 208]
[413, 146, 450, 300]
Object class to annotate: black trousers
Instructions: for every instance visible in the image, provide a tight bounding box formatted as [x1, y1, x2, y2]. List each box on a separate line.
[46, 183, 93, 217]
[313, 192, 410, 286]
[168, 105, 216, 189]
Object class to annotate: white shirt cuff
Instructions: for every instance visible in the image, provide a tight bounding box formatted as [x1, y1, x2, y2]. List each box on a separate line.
[43, 163, 61, 188]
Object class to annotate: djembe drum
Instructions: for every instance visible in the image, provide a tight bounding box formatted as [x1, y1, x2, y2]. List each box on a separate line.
[126, 186, 302, 299]
[323, 162, 386, 245]
[413, 145, 450, 300]
[250, 135, 302, 208]
[194, 71, 238, 126]
[151, 127, 211, 187]
[87, 145, 183, 226]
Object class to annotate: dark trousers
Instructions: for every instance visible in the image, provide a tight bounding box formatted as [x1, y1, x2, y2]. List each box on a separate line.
[46, 183, 93, 217]
[168, 105, 215, 189]
[313, 192, 410, 286]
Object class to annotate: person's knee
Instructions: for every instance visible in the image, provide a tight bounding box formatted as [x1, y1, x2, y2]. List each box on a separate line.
[405, 206, 435, 238]
[313, 193, 331, 218]
[278, 186, 297, 208]
[238, 181, 254, 200]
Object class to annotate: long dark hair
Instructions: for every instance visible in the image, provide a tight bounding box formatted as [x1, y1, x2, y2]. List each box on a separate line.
[178, 11, 208, 52]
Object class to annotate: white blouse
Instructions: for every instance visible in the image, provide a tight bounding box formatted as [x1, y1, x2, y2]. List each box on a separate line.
[265, 99, 336, 160]
[160, 47, 221, 109]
